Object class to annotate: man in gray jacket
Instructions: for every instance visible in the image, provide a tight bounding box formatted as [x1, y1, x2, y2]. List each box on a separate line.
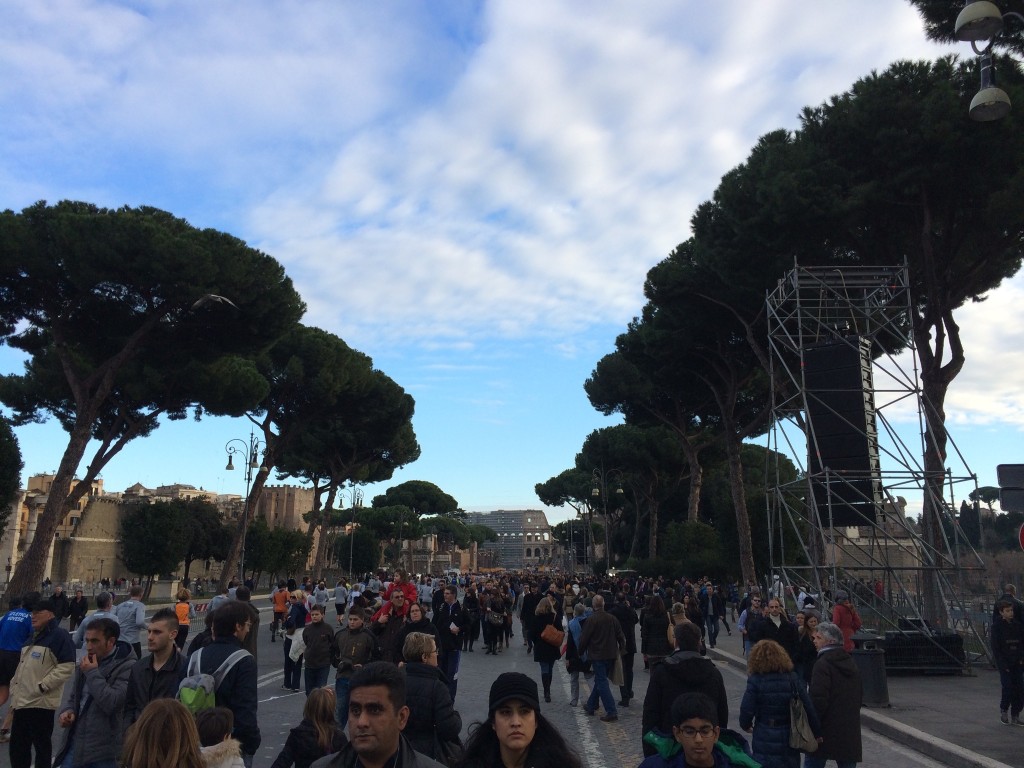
[114, 585, 146, 659]
[54, 617, 135, 768]
[72, 592, 116, 648]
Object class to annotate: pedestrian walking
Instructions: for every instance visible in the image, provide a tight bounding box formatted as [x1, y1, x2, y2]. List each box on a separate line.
[992, 598, 1024, 726]
[806, 621, 862, 767]
[124, 607, 189, 726]
[739, 639, 820, 768]
[115, 584, 147, 659]
[578, 594, 626, 722]
[175, 588, 196, 650]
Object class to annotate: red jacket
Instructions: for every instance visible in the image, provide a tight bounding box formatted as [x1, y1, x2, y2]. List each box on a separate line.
[832, 602, 862, 651]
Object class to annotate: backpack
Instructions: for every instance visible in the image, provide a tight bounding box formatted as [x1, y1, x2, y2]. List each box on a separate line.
[176, 647, 250, 714]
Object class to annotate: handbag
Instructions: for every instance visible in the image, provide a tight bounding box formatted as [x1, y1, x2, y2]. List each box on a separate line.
[788, 677, 818, 752]
[487, 609, 506, 626]
[540, 623, 564, 648]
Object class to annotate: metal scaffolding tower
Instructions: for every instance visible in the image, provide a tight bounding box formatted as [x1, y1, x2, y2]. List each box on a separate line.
[765, 263, 988, 671]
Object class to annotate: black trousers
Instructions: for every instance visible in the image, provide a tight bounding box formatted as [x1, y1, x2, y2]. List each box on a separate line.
[10, 707, 55, 768]
[619, 652, 635, 700]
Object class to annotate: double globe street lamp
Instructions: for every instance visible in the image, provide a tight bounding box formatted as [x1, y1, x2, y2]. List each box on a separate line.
[954, 0, 1024, 120]
[225, 431, 266, 585]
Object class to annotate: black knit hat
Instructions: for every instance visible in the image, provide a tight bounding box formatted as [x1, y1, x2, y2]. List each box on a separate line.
[488, 672, 540, 715]
[32, 598, 56, 614]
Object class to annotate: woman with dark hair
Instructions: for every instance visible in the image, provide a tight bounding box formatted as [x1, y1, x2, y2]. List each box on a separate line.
[740, 639, 821, 768]
[529, 596, 562, 703]
[482, 588, 508, 656]
[793, 609, 820, 687]
[682, 594, 705, 642]
[461, 584, 480, 652]
[394, 601, 441, 663]
[641, 595, 671, 670]
[457, 673, 581, 768]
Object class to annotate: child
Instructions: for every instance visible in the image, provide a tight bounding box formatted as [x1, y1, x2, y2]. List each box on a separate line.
[992, 599, 1024, 725]
[196, 707, 245, 768]
[639, 692, 757, 768]
[269, 687, 347, 768]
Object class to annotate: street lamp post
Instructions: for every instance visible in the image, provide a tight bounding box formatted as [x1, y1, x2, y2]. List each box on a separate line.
[591, 467, 624, 572]
[225, 430, 266, 586]
[342, 487, 364, 578]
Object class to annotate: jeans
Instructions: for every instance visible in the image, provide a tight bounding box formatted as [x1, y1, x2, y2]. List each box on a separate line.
[706, 616, 720, 647]
[283, 637, 303, 689]
[305, 665, 330, 695]
[10, 707, 55, 768]
[439, 649, 461, 701]
[335, 676, 352, 729]
[586, 659, 617, 716]
[803, 759, 856, 768]
[569, 670, 580, 704]
[619, 652, 634, 701]
[999, 666, 1024, 714]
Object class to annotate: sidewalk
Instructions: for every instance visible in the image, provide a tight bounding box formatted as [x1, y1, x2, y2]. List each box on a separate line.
[708, 627, 1018, 768]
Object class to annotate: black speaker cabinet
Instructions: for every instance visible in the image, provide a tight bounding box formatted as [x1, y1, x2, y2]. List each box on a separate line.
[804, 338, 883, 526]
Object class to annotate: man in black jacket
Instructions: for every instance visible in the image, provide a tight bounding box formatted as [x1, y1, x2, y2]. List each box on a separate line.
[196, 600, 260, 766]
[123, 607, 188, 726]
[608, 592, 638, 707]
[807, 621, 862, 767]
[641, 620, 729, 756]
[431, 586, 467, 702]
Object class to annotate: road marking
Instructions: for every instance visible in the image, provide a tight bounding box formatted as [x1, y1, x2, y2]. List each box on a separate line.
[560, 669, 607, 768]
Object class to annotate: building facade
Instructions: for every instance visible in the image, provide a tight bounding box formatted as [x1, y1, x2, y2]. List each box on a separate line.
[465, 509, 560, 571]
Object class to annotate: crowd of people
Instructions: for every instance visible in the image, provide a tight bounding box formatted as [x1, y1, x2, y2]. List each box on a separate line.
[0, 569, 1019, 768]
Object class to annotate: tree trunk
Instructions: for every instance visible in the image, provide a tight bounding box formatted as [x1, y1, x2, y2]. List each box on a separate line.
[648, 505, 659, 559]
[725, 428, 757, 586]
[313, 485, 339, 573]
[676, 440, 704, 522]
[218, 465, 271, 591]
[5, 422, 94, 598]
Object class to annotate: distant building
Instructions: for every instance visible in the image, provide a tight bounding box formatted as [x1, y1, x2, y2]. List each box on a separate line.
[465, 509, 559, 570]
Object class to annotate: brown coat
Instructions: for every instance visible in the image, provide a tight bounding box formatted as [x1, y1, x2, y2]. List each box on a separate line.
[577, 609, 625, 662]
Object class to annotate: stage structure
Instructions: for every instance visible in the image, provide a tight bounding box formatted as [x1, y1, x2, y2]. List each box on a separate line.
[765, 263, 988, 671]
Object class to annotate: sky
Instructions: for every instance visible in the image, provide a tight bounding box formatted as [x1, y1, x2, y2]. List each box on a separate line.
[2, 2, 1022, 526]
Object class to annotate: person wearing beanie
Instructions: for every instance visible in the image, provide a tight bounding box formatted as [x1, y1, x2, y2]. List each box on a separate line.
[457, 672, 582, 768]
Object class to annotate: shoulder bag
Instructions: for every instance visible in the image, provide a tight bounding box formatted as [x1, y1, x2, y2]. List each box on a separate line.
[540, 622, 564, 648]
[788, 676, 818, 752]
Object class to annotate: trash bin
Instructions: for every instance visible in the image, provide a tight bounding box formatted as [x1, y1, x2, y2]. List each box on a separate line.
[851, 644, 890, 707]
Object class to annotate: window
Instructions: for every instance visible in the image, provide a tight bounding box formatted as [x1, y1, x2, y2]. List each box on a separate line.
[526, 548, 532, 558]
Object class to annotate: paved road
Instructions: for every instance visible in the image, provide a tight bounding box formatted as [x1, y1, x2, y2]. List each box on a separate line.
[0, 600, 1008, 768]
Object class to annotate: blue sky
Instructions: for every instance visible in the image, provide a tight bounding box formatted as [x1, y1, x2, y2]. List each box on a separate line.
[3, 2, 1022, 525]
